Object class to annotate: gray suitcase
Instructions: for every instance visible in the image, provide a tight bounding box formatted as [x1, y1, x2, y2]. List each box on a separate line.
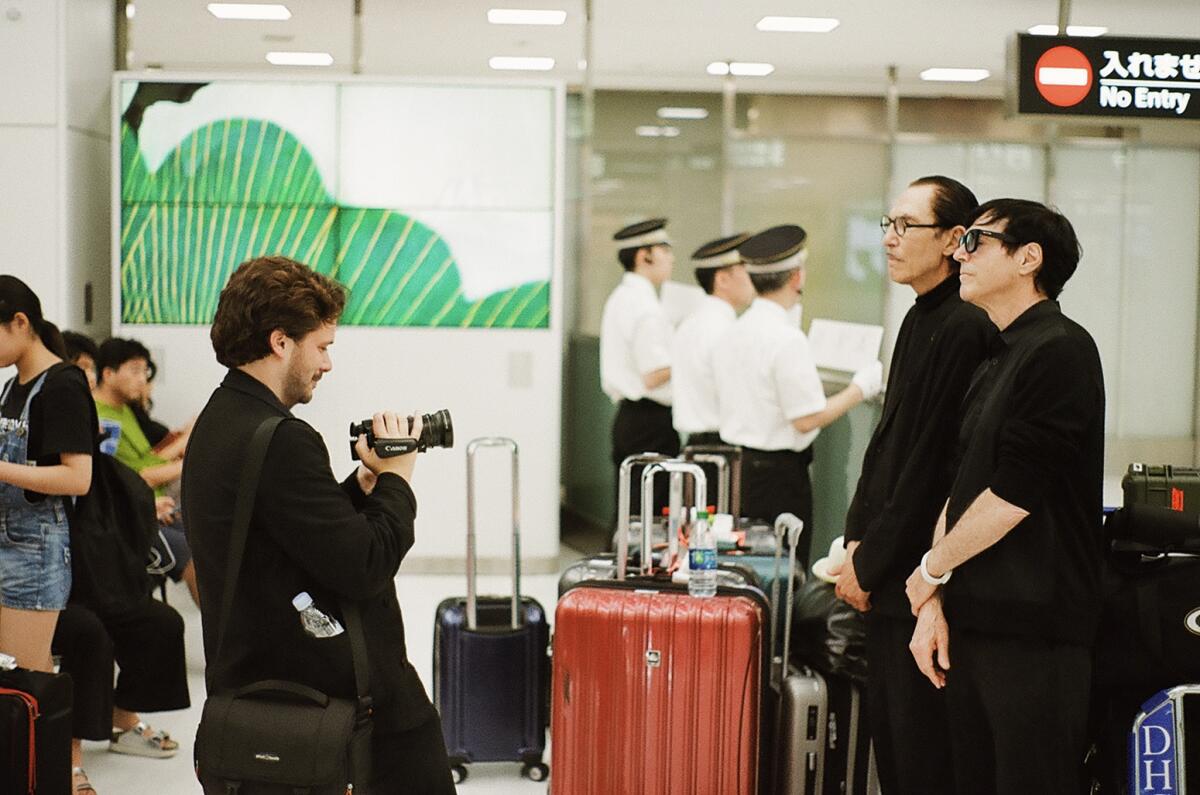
[772, 524, 880, 795]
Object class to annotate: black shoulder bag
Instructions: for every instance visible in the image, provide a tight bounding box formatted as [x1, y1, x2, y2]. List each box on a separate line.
[194, 417, 374, 795]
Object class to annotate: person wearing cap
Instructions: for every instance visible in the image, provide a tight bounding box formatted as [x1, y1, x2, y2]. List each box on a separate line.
[600, 218, 679, 518]
[713, 224, 883, 568]
[829, 176, 991, 795]
[670, 233, 756, 446]
[904, 199, 1104, 793]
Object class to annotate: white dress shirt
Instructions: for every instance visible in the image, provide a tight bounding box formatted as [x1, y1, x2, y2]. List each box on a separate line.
[714, 297, 827, 451]
[600, 272, 673, 405]
[671, 294, 737, 434]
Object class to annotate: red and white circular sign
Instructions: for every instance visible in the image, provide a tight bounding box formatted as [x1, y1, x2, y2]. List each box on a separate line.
[1034, 46, 1094, 107]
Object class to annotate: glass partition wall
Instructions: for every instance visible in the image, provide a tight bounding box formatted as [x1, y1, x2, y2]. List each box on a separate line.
[564, 88, 1200, 536]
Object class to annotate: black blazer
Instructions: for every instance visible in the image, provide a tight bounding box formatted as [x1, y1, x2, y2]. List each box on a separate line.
[181, 368, 434, 732]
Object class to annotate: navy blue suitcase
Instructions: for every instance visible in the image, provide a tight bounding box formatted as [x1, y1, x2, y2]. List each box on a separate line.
[432, 437, 550, 785]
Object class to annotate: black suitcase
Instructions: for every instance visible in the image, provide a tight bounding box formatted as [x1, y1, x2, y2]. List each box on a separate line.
[0, 666, 73, 795]
[1122, 463, 1200, 514]
[771, 518, 879, 795]
[432, 438, 550, 785]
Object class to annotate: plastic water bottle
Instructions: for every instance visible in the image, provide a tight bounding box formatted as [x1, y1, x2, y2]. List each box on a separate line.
[688, 511, 717, 598]
[292, 592, 345, 638]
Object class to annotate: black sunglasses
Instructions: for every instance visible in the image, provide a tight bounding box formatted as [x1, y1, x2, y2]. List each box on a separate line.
[959, 228, 1018, 254]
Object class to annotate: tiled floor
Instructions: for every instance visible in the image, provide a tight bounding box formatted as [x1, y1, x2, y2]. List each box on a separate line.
[77, 552, 579, 794]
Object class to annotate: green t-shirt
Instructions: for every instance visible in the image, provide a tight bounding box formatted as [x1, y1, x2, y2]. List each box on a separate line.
[96, 400, 169, 486]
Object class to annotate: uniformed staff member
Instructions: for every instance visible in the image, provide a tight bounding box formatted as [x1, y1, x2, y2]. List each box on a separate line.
[600, 218, 679, 518]
[714, 224, 882, 567]
[905, 199, 1104, 794]
[670, 233, 755, 446]
[831, 175, 991, 794]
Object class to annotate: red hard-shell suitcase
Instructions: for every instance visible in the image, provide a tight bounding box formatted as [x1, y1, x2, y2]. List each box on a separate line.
[551, 581, 768, 795]
[551, 460, 770, 795]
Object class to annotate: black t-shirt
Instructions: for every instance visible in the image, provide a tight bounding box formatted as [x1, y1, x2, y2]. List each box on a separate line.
[2, 363, 97, 499]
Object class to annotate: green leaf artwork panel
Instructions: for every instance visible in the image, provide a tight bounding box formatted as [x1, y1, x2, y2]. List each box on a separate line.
[120, 118, 550, 328]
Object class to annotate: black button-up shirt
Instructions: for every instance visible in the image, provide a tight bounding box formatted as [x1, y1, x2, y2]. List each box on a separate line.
[845, 275, 992, 616]
[943, 299, 1105, 646]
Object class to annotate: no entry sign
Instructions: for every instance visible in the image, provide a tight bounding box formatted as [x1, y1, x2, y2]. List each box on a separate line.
[1011, 33, 1200, 120]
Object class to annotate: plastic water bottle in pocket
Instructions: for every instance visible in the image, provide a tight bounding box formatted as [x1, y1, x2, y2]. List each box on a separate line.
[292, 592, 344, 638]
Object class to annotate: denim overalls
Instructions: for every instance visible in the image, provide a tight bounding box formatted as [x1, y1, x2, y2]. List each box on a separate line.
[0, 369, 72, 611]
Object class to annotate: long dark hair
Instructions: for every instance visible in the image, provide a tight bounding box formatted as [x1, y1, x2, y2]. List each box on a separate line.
[0, 275, 67, 358]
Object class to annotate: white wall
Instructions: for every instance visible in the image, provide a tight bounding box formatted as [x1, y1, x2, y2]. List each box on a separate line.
[0, 0, 111, 334]
[127, 324, 564, 573]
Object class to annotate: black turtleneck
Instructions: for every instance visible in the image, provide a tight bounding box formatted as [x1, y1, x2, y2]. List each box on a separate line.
[845, 274, 993, 617]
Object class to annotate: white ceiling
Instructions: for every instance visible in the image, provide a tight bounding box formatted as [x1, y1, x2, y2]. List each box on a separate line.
[127, 0, 1194, 97]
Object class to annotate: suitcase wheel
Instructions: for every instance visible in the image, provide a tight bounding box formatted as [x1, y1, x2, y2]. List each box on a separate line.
[450, 764, 468, 784]
[522, 762, 549, 782]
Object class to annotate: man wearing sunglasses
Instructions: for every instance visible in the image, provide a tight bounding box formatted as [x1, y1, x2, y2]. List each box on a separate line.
[905, 199, 1104, 793]
[831, 176, 991, 794]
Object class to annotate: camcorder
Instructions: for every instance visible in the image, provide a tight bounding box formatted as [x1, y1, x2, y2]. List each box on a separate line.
[349, 409, 454, 460]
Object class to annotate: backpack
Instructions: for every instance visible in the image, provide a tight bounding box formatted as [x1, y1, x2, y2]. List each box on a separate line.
[69, 453, 157, 618]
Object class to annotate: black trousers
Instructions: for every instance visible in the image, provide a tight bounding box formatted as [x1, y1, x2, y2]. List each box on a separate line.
[368, 714, 457, 793]
[51, 599, 190, 740]
[683, 430, 723, 447]
[611, 399, 680, 522]
[741, 446, 814, 568]
[865, 612, 954, 795]
[944, 629, 1091, 795]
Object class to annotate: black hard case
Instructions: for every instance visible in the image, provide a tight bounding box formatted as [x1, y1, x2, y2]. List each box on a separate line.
[1122, 463, 1200, 514]
[0, 668, 72, 795]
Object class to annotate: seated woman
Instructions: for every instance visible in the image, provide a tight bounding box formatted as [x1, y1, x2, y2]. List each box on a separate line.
[52, 577, 190, 792]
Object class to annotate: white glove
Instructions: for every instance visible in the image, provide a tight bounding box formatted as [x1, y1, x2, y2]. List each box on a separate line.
[851, 360, 883, 402]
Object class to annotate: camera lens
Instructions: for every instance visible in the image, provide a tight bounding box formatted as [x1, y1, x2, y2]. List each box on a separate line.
[418, 409, 454, 450]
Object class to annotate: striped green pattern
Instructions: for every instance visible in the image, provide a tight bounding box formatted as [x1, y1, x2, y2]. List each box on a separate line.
[119, 118, 550, 328]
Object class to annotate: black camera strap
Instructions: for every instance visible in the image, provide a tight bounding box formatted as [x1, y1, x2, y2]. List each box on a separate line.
[213, 415, 372, 715]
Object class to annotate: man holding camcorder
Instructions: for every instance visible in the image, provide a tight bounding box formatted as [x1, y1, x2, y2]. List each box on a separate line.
[182, 255, 456, 794]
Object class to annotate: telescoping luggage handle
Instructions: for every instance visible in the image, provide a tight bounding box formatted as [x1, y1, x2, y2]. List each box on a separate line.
[773, 513, 804, 686]
[615, 452, 672, 580]
[465, 437, 521, 631]
[681, 444, 742, 521]
[631, 461, 708, 578]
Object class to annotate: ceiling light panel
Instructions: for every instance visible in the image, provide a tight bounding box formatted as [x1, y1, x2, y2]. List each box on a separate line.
[208, 3, 292, 20]
[636, 126, 681, 138]
[756, 16, 839, 33]
[489, 56, 555, 71]
[730, 62, 775, 77]
[487, 8, 567, 25]
[920, 67, 990, 82]
[265, 50, 332, 66]
[657, 107, 709, 120]
[1028, 24, 1108, 36]
[707, 62, 775, 77]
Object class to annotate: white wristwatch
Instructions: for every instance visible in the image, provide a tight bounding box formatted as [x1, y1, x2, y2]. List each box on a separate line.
[920, 551, 952, 585]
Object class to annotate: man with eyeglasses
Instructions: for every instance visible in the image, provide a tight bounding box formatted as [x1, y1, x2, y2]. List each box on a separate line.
[830, 176, 991, 794]
[904, 199, 1104, 793]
